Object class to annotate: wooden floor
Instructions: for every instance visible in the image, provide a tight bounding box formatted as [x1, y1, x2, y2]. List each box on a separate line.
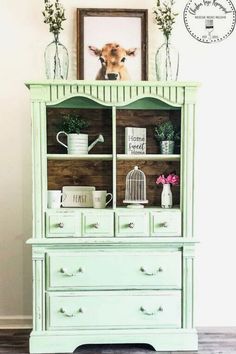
[0, 328, 236, 354]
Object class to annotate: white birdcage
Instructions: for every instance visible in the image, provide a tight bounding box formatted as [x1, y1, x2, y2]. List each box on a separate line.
[123, 166, 148, 208]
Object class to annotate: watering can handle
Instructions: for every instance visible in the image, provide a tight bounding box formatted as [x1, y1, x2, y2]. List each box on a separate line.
[56, 131, 68, 149]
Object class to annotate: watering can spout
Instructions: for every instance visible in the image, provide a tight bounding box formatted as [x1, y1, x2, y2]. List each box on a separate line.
[88, 134, 104, 152]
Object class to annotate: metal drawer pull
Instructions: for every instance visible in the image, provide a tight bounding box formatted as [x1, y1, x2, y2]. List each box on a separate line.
[60, 267, 83, 276]
[140, 267, 163, 275]
[60, 307, 83, 317]
[140, 306, 163, 316]
[140, 307, 155, 316]
[93, 223, 99, 229]
[159, 222, 168, 228]
[128, 222, 135, 229]
[57, 222, 64, 228]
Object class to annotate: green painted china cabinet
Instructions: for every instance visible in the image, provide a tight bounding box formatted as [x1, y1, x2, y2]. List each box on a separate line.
[26, 80, 198, 353]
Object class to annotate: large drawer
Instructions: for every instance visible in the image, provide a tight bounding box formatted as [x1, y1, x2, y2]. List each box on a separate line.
[46, 251, 181, 290]
[46, 291, 181, 330]
[46, 210, 81, 238]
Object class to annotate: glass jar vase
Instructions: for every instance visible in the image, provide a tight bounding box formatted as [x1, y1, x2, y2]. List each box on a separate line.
[155, 36, 179, 81]
[44, 34, 69, 80]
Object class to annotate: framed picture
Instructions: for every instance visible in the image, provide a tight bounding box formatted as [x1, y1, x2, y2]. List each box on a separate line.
[77, 8, 148, 81]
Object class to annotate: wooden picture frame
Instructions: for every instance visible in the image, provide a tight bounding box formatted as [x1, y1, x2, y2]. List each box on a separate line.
[77, 8, 148, 81]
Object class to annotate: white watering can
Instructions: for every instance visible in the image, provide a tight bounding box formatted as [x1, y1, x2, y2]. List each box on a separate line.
[56, 132, 104, 155]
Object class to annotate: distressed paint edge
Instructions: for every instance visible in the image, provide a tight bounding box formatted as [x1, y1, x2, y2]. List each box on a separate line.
[29, 329, 198, 353]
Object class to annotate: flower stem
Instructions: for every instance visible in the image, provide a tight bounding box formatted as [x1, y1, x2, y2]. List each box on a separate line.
[165, 37, 172, 80]
[53, 34, 63, 79]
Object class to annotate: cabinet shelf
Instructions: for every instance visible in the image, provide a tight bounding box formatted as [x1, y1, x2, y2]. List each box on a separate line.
[117, 154, 180, 161]
[47, 154, 113, 161]
[47, 154, 180, 162]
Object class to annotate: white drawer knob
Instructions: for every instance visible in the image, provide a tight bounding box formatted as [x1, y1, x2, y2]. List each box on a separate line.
[58, 222, 64, 228]
[93, 223, 99, 229]
[60, 267, 83, 276]
[128, 222, 135, 229]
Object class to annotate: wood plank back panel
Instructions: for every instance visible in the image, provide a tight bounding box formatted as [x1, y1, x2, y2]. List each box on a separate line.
[48, 160, 112, 194]
[116, 110, 181, 154]
[116, 160, 180, 207]
[47, 108, 112, 154]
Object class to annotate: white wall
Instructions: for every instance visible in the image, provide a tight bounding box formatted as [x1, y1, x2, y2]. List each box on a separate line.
[0, 0, 236, 327]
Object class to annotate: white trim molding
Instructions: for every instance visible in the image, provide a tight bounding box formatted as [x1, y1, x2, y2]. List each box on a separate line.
[0, 316, 32, 329]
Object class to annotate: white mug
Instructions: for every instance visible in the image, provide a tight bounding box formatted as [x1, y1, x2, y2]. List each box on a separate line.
[92, 191, 113, 209]
[47, 190, 63, 209]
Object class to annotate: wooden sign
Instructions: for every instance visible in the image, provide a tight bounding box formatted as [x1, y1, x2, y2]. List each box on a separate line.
[125, 127, 146, 154]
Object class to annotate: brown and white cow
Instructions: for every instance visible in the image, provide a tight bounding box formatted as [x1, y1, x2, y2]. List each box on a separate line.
[89, 43, 137, 80]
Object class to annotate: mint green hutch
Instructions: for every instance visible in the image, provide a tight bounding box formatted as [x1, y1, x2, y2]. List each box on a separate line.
[26, 81, 198, 353]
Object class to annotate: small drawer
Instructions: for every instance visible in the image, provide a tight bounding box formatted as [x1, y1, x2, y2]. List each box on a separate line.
[82, 211, 114, 237]
[46, 250, 181, 290]
[116, 211, 149, 237]
[46, 211, 81, 238]
[46, 291, 181, 330]
[150, 210, 181, 237]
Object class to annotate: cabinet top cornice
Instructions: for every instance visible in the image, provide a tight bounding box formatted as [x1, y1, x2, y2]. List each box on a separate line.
[25, 80, 199, 106]
[25, 80, 200, 88]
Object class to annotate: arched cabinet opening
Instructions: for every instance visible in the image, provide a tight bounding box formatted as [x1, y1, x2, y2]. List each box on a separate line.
[46, 96, 113, 198]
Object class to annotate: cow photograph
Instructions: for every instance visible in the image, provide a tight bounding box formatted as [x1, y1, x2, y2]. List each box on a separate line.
[88, 43, 137, 81]
[77, 9, 148, 81]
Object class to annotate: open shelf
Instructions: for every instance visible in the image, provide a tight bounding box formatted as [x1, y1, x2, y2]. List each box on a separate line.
[47, 154, 180, 161]
[116, 159, 180, 207]
[47, 154, 113, 161]
[46, 107, 112, 155]
[46, 103, 182, 209]
[116, 109, 181, 155]
[47, 160, 112, 194]
[117, 154, 180, 161]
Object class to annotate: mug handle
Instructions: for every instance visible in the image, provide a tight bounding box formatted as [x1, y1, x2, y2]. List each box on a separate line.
[61, 192, 67, 206]
[56, 131, 68, 149]
[106, 193, 113, 206]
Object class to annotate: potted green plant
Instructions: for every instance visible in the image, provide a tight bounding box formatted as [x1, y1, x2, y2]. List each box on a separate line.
[154, 121, 179, 154]
[56, 114, 104, 154]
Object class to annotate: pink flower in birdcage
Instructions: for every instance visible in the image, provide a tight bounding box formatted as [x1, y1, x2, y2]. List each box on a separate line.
[156, 173, 180, 186]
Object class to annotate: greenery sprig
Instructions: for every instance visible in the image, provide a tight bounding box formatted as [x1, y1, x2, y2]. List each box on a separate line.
[42, 0, 66, 36]
[60, 114, 89, 134]
[153, 0, 178, 39]
[154, 121, 180, 142]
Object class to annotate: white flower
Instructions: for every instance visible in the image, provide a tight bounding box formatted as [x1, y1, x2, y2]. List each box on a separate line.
[153, 0, 178, 38]
[42, 0, 66, 35]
